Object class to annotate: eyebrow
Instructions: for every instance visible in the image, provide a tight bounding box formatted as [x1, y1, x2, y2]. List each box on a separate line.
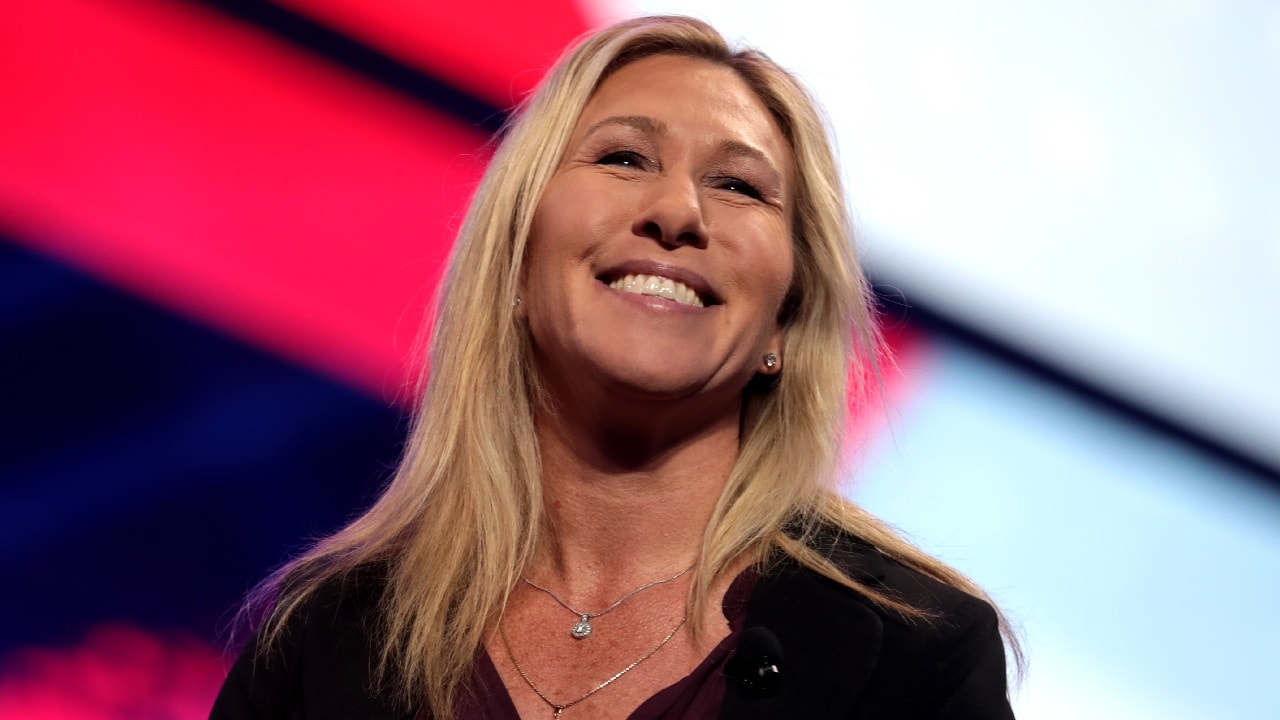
[582, 115, 668, 139]
[715, 139, 774, 169]
[582, 115, 783, 177]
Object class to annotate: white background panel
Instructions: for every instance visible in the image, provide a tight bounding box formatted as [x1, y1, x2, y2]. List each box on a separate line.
[852, 339, 1280, 719]
[581, 3, 1280, 715]
[601, 0, 1280, 469]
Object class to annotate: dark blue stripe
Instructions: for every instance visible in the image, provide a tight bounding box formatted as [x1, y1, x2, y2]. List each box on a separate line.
[183, 0, 511, 134]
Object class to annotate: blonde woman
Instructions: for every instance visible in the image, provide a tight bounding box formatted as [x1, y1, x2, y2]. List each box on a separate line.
[212, 15, 1019, 720]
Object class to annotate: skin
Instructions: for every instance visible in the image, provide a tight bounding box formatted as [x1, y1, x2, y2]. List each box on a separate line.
[489, 54, 796, 719]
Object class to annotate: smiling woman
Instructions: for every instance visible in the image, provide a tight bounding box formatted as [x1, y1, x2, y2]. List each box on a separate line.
[524, 54, 793, 415]
[211, 15, 1019, 720]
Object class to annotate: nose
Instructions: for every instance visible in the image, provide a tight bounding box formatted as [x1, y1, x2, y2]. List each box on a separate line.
[631, 173, 709, 249]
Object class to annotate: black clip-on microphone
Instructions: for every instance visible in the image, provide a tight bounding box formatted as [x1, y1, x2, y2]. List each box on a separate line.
[724, 626, 783, 697]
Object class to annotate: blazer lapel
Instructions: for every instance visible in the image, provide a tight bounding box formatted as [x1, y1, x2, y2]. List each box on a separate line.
[719, 547, 888, 719]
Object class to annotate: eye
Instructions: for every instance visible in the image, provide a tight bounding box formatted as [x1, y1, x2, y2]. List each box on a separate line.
[714, 177, 764, 201]
[596, 150, 647, 169]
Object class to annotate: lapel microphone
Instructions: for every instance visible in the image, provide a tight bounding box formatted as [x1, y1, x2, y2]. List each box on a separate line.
[724, 626, 783, 697]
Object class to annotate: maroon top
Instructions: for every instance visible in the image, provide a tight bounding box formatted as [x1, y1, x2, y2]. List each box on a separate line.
[456, 572, 754, 719]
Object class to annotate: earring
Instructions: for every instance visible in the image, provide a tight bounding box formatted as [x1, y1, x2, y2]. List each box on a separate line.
[763, 353, 778, 370]
[513, 294, 523, 307]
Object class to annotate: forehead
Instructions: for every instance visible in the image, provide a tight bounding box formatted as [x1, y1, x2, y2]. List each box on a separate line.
[573, 54, 791, 166]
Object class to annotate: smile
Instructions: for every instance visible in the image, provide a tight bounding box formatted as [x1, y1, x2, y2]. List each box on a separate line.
[607, 273, 706, 307]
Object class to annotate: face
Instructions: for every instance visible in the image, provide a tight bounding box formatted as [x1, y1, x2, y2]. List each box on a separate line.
[523, 54, 794, 414]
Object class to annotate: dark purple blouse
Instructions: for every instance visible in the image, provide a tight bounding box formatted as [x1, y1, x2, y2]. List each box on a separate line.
[456, 572, 753, 719]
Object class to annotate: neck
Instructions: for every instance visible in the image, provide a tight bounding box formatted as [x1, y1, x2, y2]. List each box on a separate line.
[530, 395, 740, 599]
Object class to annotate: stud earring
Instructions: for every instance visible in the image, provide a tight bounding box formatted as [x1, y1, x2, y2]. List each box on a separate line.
[763, 353, 778, 370]
[513, 294, 523, 307]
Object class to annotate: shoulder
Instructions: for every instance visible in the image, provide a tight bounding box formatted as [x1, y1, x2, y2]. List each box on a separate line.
[741, 527, 1014, 719]
[840, 533, 1003, 641]
[210, 565, 409, 720]
[858, 545, 1009, 693]
[786, 523, 997, 623]
[861, 546, 1014, 719]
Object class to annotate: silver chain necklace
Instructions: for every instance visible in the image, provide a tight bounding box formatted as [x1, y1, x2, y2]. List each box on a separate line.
[520, 565, 693, 639]
[500, 614, 686, 718]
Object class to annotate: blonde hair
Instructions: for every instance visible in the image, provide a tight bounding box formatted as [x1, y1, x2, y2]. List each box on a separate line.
[247, 15, 1021, 717]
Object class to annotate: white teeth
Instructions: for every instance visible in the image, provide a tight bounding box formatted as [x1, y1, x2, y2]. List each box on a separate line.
[607, 273, 705, 307]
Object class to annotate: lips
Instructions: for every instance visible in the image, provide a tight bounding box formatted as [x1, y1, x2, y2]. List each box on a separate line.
[607, 273, 705, 307]
[597, 262, 718, 308]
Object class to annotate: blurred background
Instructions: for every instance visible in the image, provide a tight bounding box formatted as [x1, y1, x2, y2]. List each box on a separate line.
[2, 1, 1277, 717]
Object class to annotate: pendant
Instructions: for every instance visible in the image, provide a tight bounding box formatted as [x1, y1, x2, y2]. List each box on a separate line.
[570, 614, 592, 639]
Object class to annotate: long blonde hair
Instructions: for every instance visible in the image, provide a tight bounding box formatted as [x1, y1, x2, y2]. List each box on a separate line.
[247, 15, 1020, 717]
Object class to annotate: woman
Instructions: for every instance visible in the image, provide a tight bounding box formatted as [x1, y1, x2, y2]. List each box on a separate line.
[212, 15, 1019, 720]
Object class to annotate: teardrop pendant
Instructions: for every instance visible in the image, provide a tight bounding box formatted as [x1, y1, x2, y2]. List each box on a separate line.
[570, 614, 592, 639]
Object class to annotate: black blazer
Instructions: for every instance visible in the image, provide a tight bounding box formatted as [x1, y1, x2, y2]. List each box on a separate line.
[211, 537, 1014, 719]
[723, 539, 1014, 719]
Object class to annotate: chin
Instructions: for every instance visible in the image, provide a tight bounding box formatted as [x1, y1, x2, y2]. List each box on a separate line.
[597, 367, 708, 402]
[595, 362, 753, 419]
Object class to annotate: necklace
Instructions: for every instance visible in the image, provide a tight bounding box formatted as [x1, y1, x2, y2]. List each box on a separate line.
[500, 615, 686, 718]
[521, 565, 693, 639]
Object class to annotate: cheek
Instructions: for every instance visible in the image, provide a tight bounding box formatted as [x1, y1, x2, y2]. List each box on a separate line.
[773, 241, 796, 294]
[524, 188, 572, 289]
[526, 177, 610, 270]
[765, 267, 794, 333]
[757, 227, 797, 313]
